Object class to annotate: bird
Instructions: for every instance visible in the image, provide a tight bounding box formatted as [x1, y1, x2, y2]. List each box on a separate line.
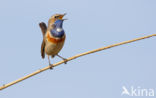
[39, 13, 67, 69]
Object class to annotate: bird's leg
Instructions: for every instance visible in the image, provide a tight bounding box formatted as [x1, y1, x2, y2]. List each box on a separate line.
[56, 54, 68, 64]
[48, 56, 53, 69]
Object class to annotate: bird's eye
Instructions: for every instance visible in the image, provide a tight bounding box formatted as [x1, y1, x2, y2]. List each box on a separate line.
[54, 16, 59, 18]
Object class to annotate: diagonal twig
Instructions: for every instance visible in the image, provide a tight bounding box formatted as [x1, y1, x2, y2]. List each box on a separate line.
[0, 34, 156, 90]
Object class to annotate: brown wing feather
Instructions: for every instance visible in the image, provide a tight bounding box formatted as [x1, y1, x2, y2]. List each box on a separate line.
[39, 22, 47, 59]
[41, 40, 46, 58]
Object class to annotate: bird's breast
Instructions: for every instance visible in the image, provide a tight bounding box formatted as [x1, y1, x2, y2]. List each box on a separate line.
[46, 31, 65, 44]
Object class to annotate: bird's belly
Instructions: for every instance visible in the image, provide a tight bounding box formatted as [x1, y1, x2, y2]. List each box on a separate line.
[45, 41, 65, 56]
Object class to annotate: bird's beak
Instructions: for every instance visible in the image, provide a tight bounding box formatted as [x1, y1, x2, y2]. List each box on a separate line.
[62, 18, 68, 21]
[63, 13, 68, 20]
[63, 13, 67, 16]
[59, 13, 67, 19]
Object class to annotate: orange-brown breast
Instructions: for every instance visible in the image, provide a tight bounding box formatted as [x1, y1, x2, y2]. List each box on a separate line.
[47, 33, 65, 44]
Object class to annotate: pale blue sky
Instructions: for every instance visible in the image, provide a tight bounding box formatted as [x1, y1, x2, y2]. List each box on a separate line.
[0, 0, 156, 98]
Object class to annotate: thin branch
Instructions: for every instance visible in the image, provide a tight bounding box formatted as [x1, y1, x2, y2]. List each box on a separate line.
[0, 34, 156, 90]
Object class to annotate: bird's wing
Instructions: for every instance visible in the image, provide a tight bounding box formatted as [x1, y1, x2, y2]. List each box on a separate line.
[41, 40, 46, 58]
[39, 22, 47, 59]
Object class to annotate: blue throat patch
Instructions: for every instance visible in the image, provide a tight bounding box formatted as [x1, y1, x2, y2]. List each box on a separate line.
[50, 19, 65, 38]
[50, 28, 65, 38]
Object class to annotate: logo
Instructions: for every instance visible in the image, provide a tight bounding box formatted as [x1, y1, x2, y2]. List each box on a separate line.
[121, 86, 155, 97]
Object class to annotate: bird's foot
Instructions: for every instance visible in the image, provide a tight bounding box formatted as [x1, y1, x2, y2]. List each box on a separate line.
[62, 58, 68, 64]
[56, 55, 68, 64]
[49, 64, 54, 70]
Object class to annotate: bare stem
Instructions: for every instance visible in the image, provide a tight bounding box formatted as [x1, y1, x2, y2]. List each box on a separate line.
[0, 34, 156, 90]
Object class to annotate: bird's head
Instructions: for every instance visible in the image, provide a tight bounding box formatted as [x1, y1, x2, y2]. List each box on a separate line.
[48, 13, 66, 26]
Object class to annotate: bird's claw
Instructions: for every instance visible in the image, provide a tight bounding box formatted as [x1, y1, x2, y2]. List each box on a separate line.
[63, 58, 68, 64]
[49, 64, 54, 70]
